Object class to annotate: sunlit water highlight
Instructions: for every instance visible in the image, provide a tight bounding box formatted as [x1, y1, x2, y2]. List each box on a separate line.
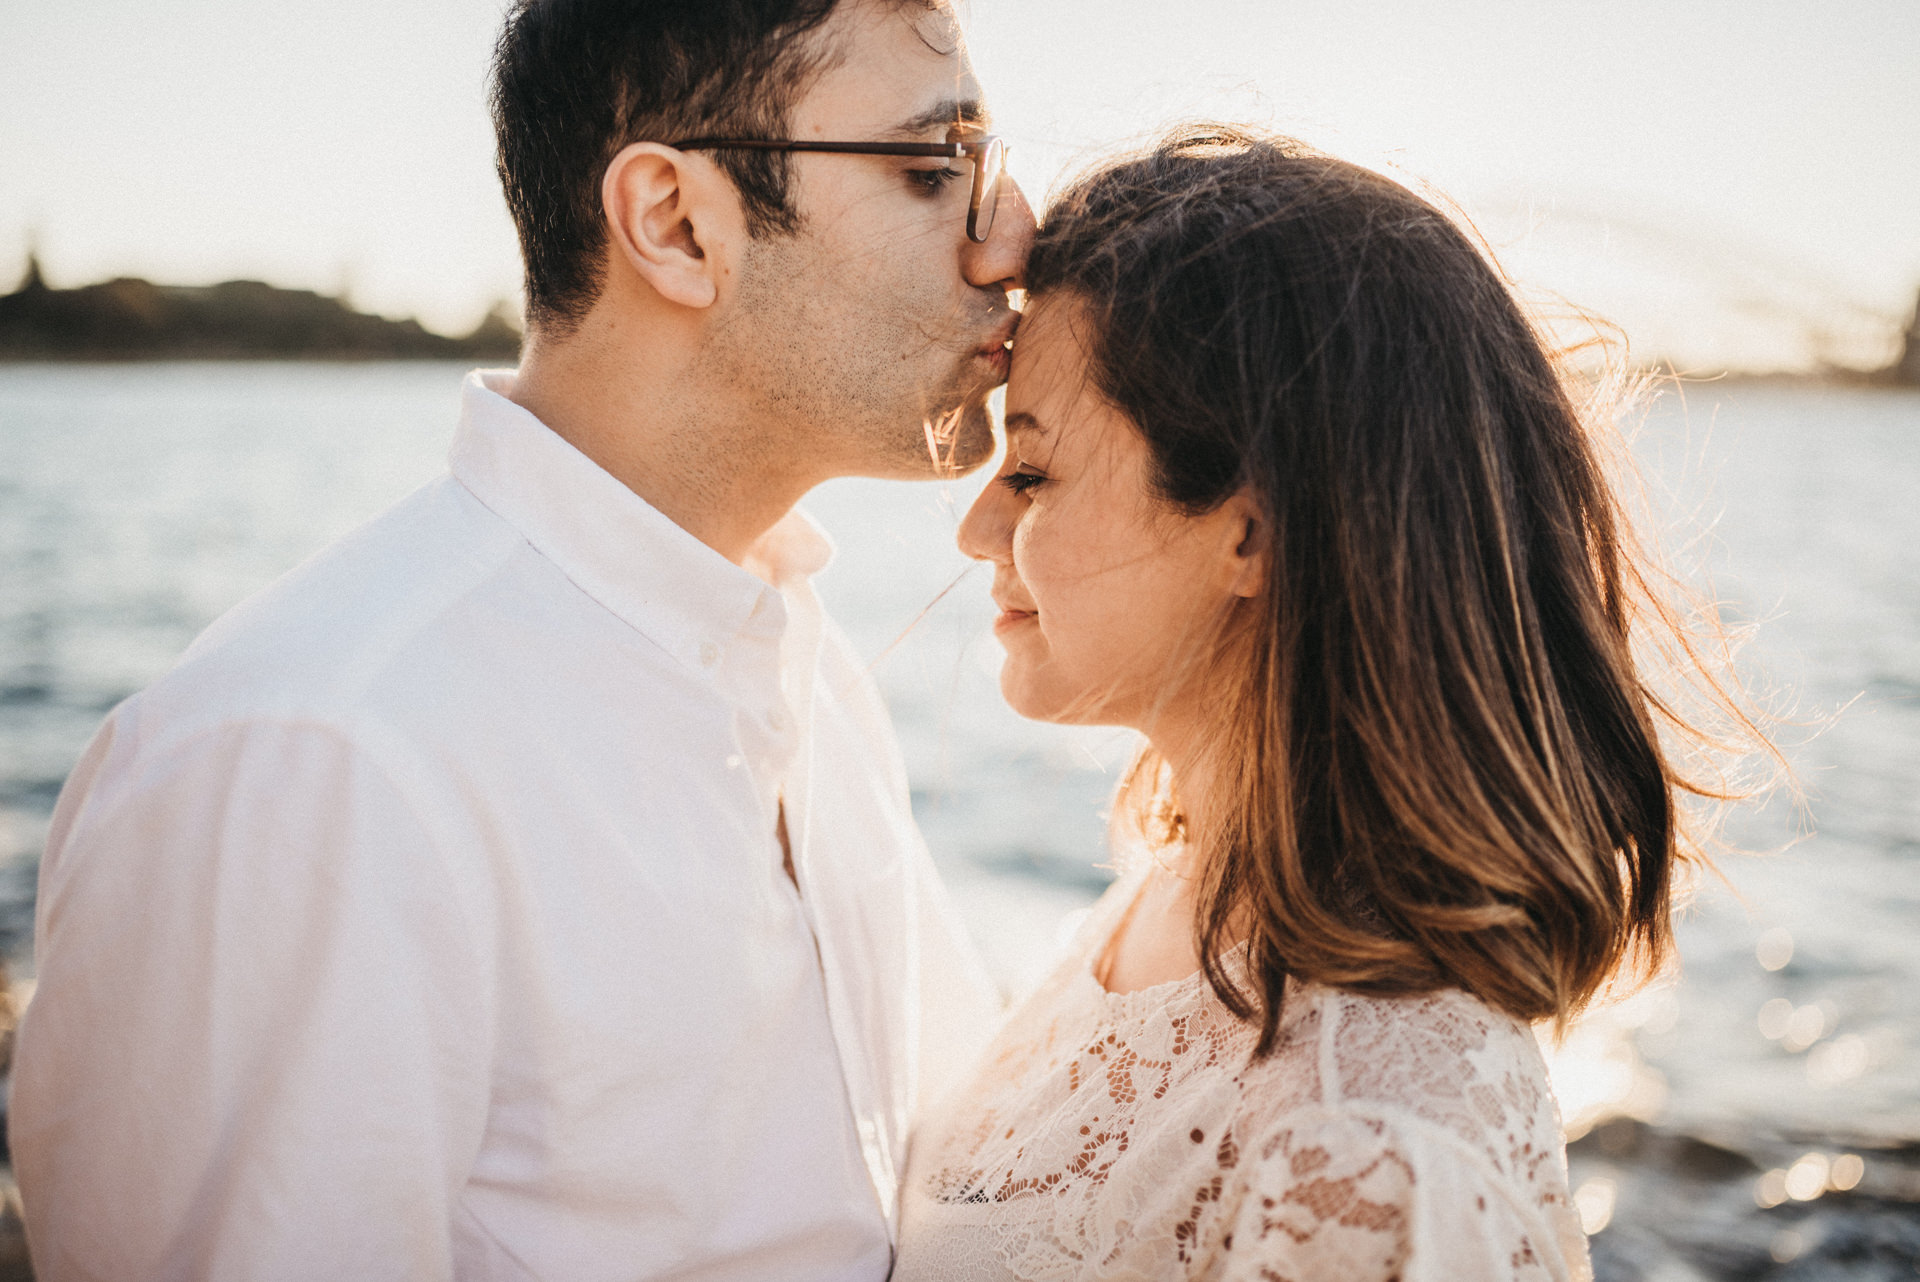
[1, 364, 1916, 1277]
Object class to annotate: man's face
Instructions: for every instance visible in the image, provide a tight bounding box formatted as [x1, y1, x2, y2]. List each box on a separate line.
[703, 0, 1034, 481]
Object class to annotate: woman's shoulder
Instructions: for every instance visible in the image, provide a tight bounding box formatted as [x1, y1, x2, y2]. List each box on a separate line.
[1242, 983, 1565, 1190]
[1222, 986, 1585, 1278]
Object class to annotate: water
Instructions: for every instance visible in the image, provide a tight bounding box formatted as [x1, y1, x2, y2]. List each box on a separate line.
[1589, 382, 1920, 1149]
[2, 364, 1917, 1277]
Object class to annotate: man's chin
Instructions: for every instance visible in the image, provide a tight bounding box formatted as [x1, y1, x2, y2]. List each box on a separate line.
[930, 412, 997, 477]
[886, 397, 996, 480]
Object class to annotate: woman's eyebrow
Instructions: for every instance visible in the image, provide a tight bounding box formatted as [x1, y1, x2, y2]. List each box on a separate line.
[1004, 411, 1047, 439]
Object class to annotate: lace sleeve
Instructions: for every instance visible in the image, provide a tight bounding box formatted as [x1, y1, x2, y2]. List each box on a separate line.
[1219, 1109, 1575, 1282]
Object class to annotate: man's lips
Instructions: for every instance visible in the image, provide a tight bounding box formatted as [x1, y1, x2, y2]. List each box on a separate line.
[974, 316, 1019, 377]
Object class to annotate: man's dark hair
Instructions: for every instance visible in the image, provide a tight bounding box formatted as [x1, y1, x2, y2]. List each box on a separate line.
[490, 0, 855, 333]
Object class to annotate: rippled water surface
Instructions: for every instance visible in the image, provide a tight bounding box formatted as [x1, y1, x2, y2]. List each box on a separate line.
[2, 364, 1917, 1276]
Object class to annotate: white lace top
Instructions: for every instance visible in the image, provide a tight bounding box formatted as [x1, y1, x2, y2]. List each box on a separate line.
[896, 869, 1592, 1282]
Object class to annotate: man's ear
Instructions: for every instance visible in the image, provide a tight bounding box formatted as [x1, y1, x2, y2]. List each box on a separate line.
[600, 142, 737, 310]
[1222, 489, 1268, 599]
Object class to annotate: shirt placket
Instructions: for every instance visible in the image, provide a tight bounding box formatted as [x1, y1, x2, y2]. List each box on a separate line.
[776, 578, 904, 1229]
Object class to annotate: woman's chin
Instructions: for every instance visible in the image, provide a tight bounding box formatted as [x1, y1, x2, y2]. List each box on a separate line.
[998, 663, 1109, 728]
[998, 664, 1060, 725]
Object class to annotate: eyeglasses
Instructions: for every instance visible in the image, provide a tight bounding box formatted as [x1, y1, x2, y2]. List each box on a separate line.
[671, 135, 1010, 244]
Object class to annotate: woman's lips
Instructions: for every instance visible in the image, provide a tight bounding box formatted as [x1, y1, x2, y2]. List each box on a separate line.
[993, 607, 1036, 633]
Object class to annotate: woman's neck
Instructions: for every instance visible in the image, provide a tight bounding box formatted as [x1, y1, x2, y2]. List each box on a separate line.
[1094, 857, 1205, 995]
[1094, 744, 1220, 996]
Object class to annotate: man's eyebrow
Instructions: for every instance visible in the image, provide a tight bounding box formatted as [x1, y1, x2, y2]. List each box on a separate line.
[886, 97, 991, 140]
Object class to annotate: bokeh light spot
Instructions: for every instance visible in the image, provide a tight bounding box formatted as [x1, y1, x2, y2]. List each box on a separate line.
[1756, 927, 1794, 971]
[1574, 1178, 1616, 1236]
[1785, 1153, 1830, 1201]
[1757, 997, 1794, 1040]
[1829, 1153, 1865, 1192]
[1807, 1034, 1869, 1087]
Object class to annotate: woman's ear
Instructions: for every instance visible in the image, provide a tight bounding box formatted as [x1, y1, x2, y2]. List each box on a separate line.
[1222, 489, 1268, 599]
[600, 142, 737, 310]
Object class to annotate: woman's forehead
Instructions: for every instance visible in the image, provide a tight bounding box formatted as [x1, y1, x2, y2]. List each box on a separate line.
[1004, 299, 1125, 449]
[1005, 299, 1089, 405]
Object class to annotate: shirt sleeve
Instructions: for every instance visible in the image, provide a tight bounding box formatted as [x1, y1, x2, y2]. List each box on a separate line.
[12, 713, 492, 1282]
[1218, 1109, 1576, 1282]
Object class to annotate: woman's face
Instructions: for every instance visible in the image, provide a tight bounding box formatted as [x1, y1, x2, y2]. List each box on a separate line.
[957, 297, 1262, 739]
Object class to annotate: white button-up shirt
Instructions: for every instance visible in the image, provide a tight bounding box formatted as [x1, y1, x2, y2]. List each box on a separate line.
[13, 371, 998, 1281]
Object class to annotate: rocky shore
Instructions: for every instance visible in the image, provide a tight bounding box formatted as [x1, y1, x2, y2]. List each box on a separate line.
[0, 975, 32, 1282]
[1568, 1119, 1920, 1281]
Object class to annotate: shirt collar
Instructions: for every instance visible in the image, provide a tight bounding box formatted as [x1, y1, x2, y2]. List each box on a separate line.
[448, 369, 834, 676]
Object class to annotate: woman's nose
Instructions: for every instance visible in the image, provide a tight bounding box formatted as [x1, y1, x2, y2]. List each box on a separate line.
[957, 477, 1014, 563]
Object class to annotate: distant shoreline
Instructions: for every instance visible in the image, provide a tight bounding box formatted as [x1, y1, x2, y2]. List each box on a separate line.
[0, 259, 520, 364]
[3, 258, 1914, 387]
[0, 354, 516, 365]
[1660, 369, 1920, 390]
[10, 360, 1914, 389]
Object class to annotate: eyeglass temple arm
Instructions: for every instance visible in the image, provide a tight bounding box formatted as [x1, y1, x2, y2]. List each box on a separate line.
[669, 138, 976, 158]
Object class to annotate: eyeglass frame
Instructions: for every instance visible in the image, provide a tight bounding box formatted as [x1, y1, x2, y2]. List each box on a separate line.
[669, 135, 1010, 243]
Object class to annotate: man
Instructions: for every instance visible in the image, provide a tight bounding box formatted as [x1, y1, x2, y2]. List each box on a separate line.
[12, 0, 1032, 1276]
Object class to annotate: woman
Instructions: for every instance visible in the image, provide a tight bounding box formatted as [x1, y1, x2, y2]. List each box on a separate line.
[894, 126, 1757, 1280]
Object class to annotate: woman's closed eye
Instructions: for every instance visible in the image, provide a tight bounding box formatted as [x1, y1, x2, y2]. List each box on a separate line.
[999, 466, 1047, 495]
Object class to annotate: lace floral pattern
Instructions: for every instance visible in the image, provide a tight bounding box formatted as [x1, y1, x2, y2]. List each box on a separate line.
[895, 872, 1592, 1282]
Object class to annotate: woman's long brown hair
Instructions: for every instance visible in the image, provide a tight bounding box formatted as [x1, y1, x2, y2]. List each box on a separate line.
[1029, 125, 1773, 1053]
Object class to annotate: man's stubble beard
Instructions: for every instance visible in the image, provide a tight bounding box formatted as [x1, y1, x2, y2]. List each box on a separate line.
[705, 230, 1000, 482]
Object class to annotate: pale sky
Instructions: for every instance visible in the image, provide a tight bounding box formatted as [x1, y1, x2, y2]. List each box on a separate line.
[3, 0, 1916, 370]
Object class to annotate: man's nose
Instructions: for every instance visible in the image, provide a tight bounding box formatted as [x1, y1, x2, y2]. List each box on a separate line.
[964, 176, 1036, 292]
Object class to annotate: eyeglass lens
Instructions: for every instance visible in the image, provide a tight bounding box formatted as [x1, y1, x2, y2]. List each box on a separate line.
[968, 137, 1007, 244]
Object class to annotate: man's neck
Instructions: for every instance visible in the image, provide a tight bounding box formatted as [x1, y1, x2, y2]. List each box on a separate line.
[509, 327, 818, 567]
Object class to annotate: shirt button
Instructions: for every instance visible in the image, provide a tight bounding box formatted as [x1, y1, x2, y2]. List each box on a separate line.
[699, 642, 720, 667]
